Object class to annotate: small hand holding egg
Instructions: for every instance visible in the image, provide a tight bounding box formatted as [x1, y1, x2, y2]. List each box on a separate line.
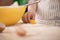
[0, 23, 5, 33]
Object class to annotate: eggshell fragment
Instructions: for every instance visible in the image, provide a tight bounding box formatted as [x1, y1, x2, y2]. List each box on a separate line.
[0, 23, 5, 33]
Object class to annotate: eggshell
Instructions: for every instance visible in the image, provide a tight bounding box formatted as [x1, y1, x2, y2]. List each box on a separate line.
[0, 23, 5, 33]
[16, 27, 26, 36]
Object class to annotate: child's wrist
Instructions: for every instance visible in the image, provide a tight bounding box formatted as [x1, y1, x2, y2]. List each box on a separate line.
[28, 11, 36, 14]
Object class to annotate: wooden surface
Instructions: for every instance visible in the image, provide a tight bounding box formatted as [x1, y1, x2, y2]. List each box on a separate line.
[0, 24, 60, 40]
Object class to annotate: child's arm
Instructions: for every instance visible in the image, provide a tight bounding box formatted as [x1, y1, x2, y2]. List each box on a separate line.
[28, 0, 36, 13]
[22, 0, 37, 23]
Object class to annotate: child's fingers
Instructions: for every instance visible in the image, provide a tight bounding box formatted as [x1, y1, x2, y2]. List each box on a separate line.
[22, 13, 28, 23]
[22, 12, 35, 23]
[27, 12, 32, 23]
[27, 12, 35, 23]
[32, 14, 35, 20]
[22, 16, 26, 23]
[24, 13, 29, 23]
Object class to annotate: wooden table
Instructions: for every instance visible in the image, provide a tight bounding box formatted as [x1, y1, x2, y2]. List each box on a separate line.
[0, 24, 60, 40]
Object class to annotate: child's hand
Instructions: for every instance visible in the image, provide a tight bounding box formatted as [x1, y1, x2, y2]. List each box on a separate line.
[22, 12, 35, 23]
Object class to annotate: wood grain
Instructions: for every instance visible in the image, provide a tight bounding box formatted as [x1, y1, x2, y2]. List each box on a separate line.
[0, 24, 60, 40]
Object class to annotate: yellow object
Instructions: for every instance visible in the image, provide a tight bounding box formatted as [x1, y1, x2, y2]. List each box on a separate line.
[30, 20, 36, 24]
[0, 6, 26, 26]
